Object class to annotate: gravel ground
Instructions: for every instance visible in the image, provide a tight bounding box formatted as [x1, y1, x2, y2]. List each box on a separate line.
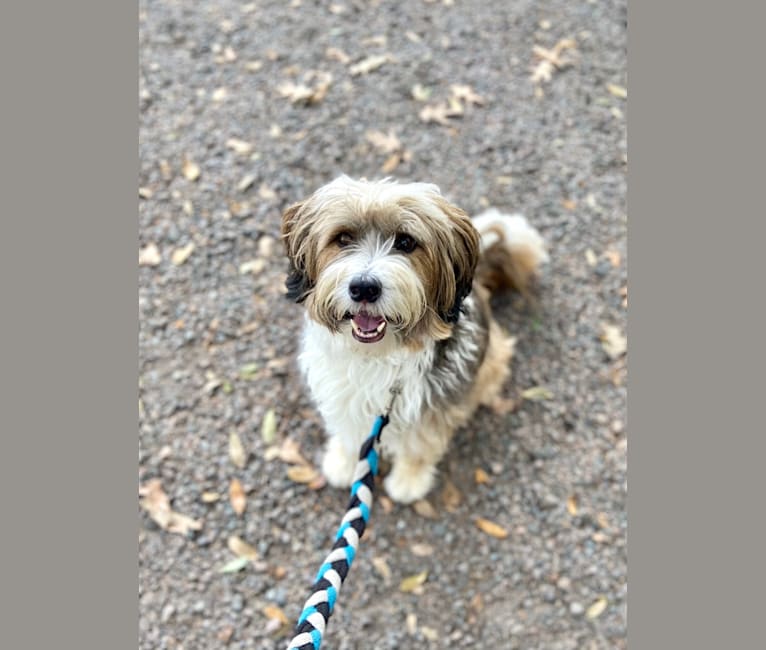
[139, 1, 627, 648]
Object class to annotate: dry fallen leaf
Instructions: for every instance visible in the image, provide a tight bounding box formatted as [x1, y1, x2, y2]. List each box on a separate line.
[239, 259, 266, 275]
[171, 243, 195, 266]
[277, 72, 332, 105]
[411, 83, 432, 102]
[371, 556, 392, 583]
[406, 612, 418, 635]
[276, 438, 308, 466]
[139, 243, 161, 267]
[421, 627, 439, 642]
[350, 54, 390, 76]
[139, 186, 153, 199]
[410, 543, 434, 557]
[226, 138, 253, 155]
[201, 491, 220, 503]
[238, 363, 259, 380]
[606, 249, 621, 267]
[475, 517, 509, 539]
[379, 495, 394, 514]
[139, 479, 203, 535]
[237, 173, 257, 193]
[530, 38, 578, 85]
[441, 480, 462, 512]
[326, 47, 350, 64]
[227, 535, 259, 560]
[607, 83, 627, 99]
[366, 130, 402, 154]
[219, 556, 250, 573]
[400, 570, 429, 593]
[475, 468, 491, 485]
[217, 626, 234, 645]
[450, 83, 485, 106]
[585, 249, 598, 266]
[521, 386, 554, 401]
[263, 605, 289, 625]
[567, 494, 578, 516]
[600, 323, 627, 360]
[229, 431, 247, 469]
[413, 499, 438, 519]
[286, 464, 320, 484]
[229, 479, 246, 516]
[586, 596, 608, 619]
[261, 408, 277, 444]
[182, 159, 200, 181]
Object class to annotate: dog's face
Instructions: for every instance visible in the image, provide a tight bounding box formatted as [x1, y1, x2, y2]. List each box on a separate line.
[282, 176, 480, 348]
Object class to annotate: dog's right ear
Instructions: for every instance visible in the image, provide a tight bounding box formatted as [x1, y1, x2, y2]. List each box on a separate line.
[281, 201, 312, 303]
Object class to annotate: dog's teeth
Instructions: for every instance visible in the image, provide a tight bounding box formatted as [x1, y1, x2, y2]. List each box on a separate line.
[376, 321, 385, 333]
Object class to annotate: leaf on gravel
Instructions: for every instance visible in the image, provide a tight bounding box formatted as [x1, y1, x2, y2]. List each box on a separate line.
[182, 159, 200, 181]
[219, 556, 251, 574]
[227, 535, 259, 560]
[237, 173, 257, 193]
[586, 597, 608, 619]
[229, 431, 247, 469]
[567, 494, 578, 516]
[441, 480, 462, 512]
[421, 627, 439, 642]
[261, 408, 277, 444]
[521, 386, 554, 401]
[600, 323, 627, 360]
[411, 83, 432, 102]
[139, 243, 161, 267]
[400, 570, 428, 593]
[286, 464, 319, 484]
[371, 556, 392, 583]
[366, 130, 402, 154]
[607, 83, 627, 99]
[530, 38, 578, 85]
[239, 259, 266, 275]
[450, 83, 485, 106]
[171, 243, 195, 266]
[226, 138, 253, 155]
[412, 499, 438, 519]
[350, 54, 390, 76]
[276, 438, 308, 466]
[139, 479, 203, 535]
[139, 186, 153, 199]
[238, 363, 259, 380]
[263, 605, 289, 625]
[212, 87, 228, 102]
[229, 479, 246, 516]
[378, 494, 394, 514]
[606, 249, 621, 267]
[475, 468, 491, 485]
[201, 491, 220, 503]
[406, 612, 418, 635]
[277, 72, 332, 105]
[475, 517, 508, 539]
[418, 103, 453, 126]
[585, 248, 598, 266]
[410, 543, 434, 557]
[326, 47, 350, 64]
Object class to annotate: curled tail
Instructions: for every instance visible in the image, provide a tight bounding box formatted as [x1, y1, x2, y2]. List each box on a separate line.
[472, 208, 549, 298]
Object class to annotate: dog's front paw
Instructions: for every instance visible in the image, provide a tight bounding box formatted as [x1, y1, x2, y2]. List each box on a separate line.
[384, 460, 436, 504]
[321, 438, 357, 488]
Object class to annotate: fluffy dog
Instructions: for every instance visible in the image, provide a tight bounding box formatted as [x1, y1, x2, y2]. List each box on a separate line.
[282, 176, 547, 503]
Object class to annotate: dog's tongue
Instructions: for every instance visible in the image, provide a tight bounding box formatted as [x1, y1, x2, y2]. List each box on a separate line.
[352, 312, 385, 333]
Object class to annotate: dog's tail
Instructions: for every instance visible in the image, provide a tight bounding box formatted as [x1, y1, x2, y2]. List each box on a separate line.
[472, 209, 548, 298]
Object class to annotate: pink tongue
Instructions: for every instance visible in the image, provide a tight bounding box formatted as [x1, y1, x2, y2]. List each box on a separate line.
[352, 312, 384, 332]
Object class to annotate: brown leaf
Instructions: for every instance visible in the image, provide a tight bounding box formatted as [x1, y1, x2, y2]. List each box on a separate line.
[263, 605, 289, 625]
[182, 159, 200, 181]
[277, 72, 332, 105]
[371, 556, 392, 583]
[521, 386, 554, 401]
[227, 535, 259, 561]
[276, 438, 308, 466]
[237, 173, 257, 193]
[399, 570, 428, 593]
[171, 243, 195, 266]
[474, 468, 491, 485]
[475, 517, 508, 539]
[229, 431, 247, 469]
[217, 626, 234, 645]
[349, 54, 390, 76]
[419, 103, 452, 126]
[225, 138, 253, 155]
[600, 323, 627, 360]
[139, 243, 161, 267]
[261, 408, 277, 444]
[366, 130, 402, 154]
[381, 153, 402, 173]
[410, 543, 434, 557]
[450, 83, 485, 106]
[201, 491, 220, 503]
[326, 47, 350, 64]
[586, 597, 608, 619]
[239, 259, 266, 275]
[229, 479, 246, 516]
[441, 480, 462, 512]
[139, 479, 203, 535]
[286, 464, 319, 484]
[567, 494, 578, 516]
[412, 499, 438, 519]
[606, 249, 621, 267]
[378, 495, 394, 514]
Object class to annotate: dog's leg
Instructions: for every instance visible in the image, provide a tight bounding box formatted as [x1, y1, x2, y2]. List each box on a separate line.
[321, 434, 359, 488]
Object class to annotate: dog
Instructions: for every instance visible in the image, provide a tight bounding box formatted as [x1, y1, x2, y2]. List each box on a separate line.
[281, 176, 547, 503]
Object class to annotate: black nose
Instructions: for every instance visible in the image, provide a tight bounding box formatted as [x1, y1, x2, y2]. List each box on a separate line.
[349, 276, 382, 303]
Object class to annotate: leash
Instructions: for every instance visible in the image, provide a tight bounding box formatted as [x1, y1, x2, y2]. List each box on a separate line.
[286, 385, 401, 650]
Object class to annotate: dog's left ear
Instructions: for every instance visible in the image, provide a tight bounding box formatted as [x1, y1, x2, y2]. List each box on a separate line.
[435, 198, 480, 323]
[281, 200, 313, 303]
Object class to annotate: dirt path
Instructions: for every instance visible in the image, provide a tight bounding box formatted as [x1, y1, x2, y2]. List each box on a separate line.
[140, 1, 626, 648]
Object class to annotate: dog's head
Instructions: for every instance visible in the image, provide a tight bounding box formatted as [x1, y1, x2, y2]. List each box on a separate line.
[281, 176, 480, 347]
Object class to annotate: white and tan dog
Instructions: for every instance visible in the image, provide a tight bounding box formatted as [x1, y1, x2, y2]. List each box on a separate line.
[282, 176, 547, 503]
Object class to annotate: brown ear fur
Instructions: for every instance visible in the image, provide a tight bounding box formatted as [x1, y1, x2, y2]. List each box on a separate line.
[281, 201, 312, 302]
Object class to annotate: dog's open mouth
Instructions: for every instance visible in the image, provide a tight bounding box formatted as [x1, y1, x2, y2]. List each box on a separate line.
[349, 311, 387, 343]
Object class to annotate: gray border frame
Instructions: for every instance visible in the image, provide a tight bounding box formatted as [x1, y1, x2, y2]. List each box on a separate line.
[0, 2, 136, 649]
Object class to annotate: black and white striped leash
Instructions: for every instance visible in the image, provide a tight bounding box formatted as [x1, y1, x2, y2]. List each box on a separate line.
[286, 386, 401, 650]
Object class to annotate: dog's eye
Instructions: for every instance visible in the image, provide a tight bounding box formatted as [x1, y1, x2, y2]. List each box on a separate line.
[335, 232, 354, 247]
[393, 233, 417, 253]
